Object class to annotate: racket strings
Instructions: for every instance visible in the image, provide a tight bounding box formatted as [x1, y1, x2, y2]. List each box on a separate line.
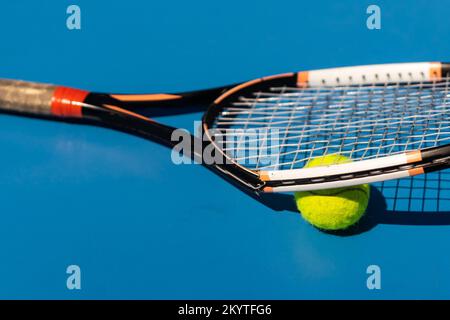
[210, 78, 450, 170]
[376, 169, 450, 212]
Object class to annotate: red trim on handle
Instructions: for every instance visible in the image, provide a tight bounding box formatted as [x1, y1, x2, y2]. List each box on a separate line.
[51, 86, 89, 117]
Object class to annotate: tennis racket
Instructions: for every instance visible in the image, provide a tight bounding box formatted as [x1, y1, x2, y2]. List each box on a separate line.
[0, 62, 449, 201]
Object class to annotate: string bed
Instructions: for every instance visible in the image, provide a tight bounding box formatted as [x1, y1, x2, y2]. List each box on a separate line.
[375, 169, 450, 213]
[210, 79, 450, 171]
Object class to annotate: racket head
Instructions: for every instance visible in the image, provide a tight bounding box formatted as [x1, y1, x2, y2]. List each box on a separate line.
[201, 62, 450, 192]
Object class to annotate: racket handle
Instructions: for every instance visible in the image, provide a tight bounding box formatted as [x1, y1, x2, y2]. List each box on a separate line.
[0, 79, 89, 118]
[0, 79, 57, 116]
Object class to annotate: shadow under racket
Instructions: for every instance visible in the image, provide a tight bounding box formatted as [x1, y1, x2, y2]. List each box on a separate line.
[322, 170, 450, 236]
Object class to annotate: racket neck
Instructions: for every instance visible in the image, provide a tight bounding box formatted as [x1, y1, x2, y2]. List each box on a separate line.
[84, 85, 235, 117]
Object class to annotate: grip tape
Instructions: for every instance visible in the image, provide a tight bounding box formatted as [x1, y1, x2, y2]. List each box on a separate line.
[0, 79, 89, 118]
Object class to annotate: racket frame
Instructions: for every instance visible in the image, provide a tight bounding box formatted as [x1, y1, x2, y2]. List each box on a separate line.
[0, 62, 449, 194]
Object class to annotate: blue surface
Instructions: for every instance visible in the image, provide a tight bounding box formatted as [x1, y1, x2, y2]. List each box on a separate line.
[0, 0, 449, 299]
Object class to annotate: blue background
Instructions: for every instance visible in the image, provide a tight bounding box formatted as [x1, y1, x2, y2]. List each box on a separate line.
[0, 0, 449, 299]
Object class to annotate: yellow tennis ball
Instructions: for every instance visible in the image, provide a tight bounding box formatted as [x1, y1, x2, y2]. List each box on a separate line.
[294, 154, 370, 230]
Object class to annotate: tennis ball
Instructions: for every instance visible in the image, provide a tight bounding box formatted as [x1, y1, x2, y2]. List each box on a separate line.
[294, 154, 370, 230]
